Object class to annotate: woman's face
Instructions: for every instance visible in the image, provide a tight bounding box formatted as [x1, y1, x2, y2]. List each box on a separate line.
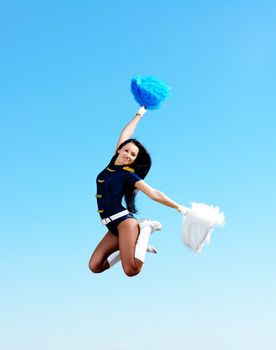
[116, 142, 139, 165]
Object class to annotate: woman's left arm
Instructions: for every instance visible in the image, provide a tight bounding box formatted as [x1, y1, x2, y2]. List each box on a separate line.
[135, 180, 189, 214]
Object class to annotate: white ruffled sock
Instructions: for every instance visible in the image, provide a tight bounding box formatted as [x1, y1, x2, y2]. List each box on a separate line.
[107, 244, 158, 268]
[134, 219, 162, 263]
[107, 251, 121, 268]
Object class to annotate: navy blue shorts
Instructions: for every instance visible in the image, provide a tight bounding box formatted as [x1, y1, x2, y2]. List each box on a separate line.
[106, 213, 135, 236]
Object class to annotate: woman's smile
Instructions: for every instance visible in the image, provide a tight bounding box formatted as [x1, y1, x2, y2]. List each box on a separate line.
[115, 142, 139, 165]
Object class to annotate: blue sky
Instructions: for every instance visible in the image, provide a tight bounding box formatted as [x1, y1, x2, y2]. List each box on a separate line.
[1, 1, 276, 349]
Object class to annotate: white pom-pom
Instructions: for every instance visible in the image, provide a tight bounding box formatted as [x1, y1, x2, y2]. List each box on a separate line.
[182, 202, 225, 254]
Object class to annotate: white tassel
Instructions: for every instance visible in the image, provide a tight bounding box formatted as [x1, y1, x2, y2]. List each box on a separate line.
[182, 202, 225, 254]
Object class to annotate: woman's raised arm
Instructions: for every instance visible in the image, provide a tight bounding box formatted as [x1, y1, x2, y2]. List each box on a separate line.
[115, 106, 147, 153]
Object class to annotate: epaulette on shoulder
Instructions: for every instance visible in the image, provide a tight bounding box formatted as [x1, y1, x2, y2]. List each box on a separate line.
[122, 166, 135, 173]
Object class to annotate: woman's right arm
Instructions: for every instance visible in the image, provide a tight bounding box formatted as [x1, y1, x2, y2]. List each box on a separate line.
[115, 106, 147, 153]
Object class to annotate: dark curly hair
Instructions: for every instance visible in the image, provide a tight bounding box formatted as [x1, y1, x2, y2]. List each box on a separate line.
[116, 138, 152, 213]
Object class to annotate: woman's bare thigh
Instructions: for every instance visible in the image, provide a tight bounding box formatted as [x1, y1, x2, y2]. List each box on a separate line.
[89, 231, 119, 267]
[118, 218, 140, 271]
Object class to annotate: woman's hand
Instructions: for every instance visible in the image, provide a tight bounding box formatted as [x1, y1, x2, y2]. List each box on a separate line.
[177, 205, 190, 216]
[135, 106, 147, 117]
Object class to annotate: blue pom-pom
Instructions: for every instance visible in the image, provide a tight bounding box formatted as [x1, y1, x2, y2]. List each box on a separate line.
[131, 75, 171, 110]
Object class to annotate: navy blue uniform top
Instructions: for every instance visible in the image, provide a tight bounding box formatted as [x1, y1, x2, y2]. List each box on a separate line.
[96, 155, 142, 218]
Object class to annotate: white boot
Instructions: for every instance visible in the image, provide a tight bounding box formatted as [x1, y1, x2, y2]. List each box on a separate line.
[107, 250, 121, 268]
[147, 245, 157, 254]
[107, 244, 158, 268]
[134, 219, 162, 263]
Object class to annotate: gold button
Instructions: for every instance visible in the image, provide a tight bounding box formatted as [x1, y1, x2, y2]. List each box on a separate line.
[106, 167, 115, 172]
[96, 194, 103, 198]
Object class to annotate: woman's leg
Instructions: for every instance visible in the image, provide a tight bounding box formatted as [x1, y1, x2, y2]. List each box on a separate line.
[118, 218, 162, 277]
[117, 218, 142, 277]
[89, 231, 119, 273]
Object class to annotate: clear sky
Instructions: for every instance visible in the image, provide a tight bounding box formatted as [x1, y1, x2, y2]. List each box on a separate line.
[1, 1, 276, 349]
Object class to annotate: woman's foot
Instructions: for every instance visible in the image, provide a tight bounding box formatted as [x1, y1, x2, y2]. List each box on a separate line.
[139, 219, 162, 233]
[147, 245, 157, 254]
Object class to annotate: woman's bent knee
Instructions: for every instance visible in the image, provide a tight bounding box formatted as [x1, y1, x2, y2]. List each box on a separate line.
[89, 259, 103, 273]
[89, 261, 98, 273]
[123, 265, 141, 277]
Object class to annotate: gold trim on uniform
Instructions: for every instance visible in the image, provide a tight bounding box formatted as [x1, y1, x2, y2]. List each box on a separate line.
[97, 209, 104, 213]
[96, 194, 103, 198]
[106, 167, 116, 172]
[122, 166, 135, 173]
[97, 179, 105, 183]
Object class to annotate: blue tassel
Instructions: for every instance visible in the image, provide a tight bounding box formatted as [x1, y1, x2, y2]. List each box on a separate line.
[131, 75, 171, 110]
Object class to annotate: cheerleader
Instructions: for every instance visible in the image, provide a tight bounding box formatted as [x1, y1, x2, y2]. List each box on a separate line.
[89, 106, 189, 277]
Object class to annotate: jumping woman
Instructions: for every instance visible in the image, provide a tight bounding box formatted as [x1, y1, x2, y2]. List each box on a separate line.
[89, 106, 189, 277]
